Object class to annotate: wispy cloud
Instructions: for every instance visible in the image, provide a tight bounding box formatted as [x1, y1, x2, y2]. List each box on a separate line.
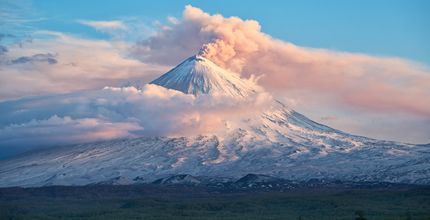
[10, 53, 57, 64]
[78, 20, 127, 31]
[0, 0, 47, 39]
[76, 17, 157, 41]
[0, 31, 167, 100]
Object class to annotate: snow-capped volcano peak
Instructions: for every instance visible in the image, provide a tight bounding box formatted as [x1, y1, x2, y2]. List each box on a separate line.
[150, 55, 256, 97]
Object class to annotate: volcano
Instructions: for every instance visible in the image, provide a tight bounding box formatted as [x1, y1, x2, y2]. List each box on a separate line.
[0, 55, 429, 187]
[150, 55, 256, 97]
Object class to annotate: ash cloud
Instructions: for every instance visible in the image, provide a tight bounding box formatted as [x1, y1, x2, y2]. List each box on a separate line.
[132, 5, 430, 118]
[129, 5, 430, 143]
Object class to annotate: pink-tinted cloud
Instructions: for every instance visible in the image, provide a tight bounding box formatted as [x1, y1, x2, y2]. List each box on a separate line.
[133, 5, 430, 117]
[0, 31, 168, 100]
[0, 115, 142, 151]
[78, 20, 127, 31]
[0, 83, 273, 157]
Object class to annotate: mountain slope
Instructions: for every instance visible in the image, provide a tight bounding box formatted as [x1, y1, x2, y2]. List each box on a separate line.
[0, 55, 429, 187]
[1, 101, 428, 187]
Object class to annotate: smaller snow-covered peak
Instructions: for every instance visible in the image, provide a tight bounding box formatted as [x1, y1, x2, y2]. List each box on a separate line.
[150, 55, 256, 97]
[235, 174, 283, 184]
[152, 174, 201, 185]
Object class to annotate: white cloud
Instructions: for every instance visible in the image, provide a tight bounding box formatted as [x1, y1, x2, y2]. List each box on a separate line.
[77, 18, 156, 41]
[78, 20, 127, 31]
[167, 16, 179, 25]
[0, 83, 273, 157]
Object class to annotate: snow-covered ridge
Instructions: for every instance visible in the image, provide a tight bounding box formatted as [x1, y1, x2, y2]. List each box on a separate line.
[0, 100, 428, 187]
[150, 55, 256, 97]
[0, 55, 429, 187]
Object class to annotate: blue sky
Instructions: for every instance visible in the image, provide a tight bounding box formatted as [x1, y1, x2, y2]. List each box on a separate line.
[11, 0, 429, 65]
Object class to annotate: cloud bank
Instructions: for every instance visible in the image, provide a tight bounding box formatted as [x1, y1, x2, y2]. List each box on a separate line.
[0, 84, 272, 158]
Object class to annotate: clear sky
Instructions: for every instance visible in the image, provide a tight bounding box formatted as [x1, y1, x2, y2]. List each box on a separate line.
[9, 0, 430, 65]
